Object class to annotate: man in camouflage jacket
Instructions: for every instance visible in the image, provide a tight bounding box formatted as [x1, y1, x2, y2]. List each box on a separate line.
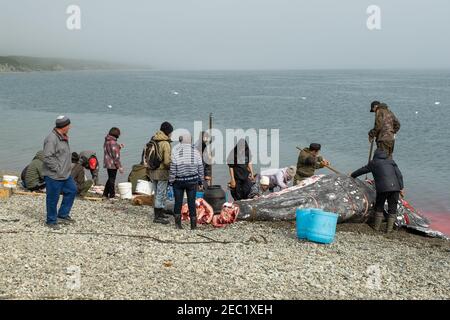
[368, 101, 401, 159]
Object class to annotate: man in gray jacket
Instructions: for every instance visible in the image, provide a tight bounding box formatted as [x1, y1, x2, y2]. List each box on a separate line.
[43, 116, 77, 229]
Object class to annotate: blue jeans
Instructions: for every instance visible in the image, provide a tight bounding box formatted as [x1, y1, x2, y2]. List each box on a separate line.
[45, 176, 77, 225]
[152, 180, 168, 209]
[173, 181, 197, 219]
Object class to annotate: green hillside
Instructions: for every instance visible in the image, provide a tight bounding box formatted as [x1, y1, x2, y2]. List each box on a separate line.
[0, 56, 139, 72]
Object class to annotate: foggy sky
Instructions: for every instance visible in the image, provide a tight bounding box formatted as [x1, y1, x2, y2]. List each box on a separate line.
[1, 0, 449, 70]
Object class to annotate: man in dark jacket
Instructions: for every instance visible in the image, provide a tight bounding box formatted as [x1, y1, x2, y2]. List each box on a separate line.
[71, 152, 94, 197]
[368, 101, 401, 159]
[22, 151, 46, 191]
[351, 148, 404, 233]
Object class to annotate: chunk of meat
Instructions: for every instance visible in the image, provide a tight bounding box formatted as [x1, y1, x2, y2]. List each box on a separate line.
[181, 198, 214, 224]
[212, 203, 240, 228]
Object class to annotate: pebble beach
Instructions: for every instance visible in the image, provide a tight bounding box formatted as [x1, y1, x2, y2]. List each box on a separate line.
[0, 192, 449, 300]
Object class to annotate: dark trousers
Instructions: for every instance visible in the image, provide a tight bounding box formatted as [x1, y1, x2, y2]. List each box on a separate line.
[90, 168, 99, 186]
[29, 183, 46, 192]
[230, 179, 253, 201]
[375, 191, 400, 218]
[78, 180, 94, 197]
[45, 176, 77, 225]
[173, 181, 197, 219]
[103, 169, 117, 198]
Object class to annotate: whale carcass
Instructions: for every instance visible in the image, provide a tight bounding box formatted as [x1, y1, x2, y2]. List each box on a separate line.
[236, 174, 448, 240]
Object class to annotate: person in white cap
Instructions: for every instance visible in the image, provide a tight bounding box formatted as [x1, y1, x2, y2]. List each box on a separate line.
[248, 175, 270, 199]
[260, 166, 296, 192]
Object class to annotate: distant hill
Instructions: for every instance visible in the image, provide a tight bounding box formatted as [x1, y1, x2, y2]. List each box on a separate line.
[0, 56, 144, 72]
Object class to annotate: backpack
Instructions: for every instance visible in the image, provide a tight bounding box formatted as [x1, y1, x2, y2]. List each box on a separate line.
[142, 138, 162, 170]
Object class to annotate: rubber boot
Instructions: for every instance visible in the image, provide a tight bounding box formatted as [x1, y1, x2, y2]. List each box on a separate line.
[162, 208, 174, 216]
[190, 216, 197, 230]
[373, 212, 384, 232]
[174, 214, 183, 229]
[386, 217, 395, 233]
[153, 208, 169, 225]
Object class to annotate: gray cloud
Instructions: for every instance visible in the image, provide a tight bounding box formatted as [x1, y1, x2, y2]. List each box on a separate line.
[0, 0, 449, 69]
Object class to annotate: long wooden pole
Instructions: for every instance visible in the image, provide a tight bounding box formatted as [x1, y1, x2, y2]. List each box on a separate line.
[209, 112, 213, 185]
[13, 190, 102, 201]
[296, 146, 342, 175]
[13, 190, 44, 196]
[366, 140, 375, 179]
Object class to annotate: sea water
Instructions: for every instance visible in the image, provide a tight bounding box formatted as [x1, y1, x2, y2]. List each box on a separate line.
[0, 69, 449, 232]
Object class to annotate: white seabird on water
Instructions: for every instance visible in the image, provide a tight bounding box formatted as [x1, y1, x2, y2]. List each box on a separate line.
[435, 101, 441, 105]
[172, 91, 179, 95]
[107, 105, 113, 109]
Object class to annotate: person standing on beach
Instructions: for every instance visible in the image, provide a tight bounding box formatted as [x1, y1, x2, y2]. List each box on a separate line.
[195, 131, 212, 188]
[103, 127, 124, 199]
[351, 148, 404, 233]
[169, 133, 204, 230]
[148, 122, 173, 224]
[42, 116, 77, 229]
[294, 143, 330, 185]
[227, 139, 255, 201]
[368, 101, 401, 159]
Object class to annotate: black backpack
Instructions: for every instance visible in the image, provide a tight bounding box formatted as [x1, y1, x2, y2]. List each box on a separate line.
[142, 138, 162, 170]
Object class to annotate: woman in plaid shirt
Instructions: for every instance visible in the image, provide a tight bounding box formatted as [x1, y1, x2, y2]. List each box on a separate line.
[103, 127, 124, 199]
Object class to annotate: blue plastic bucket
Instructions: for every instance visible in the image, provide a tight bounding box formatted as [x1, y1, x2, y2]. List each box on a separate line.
[196, 191, 204, 199]
[310, 208, 323, 215]
[307, 210, 339, 244]
[296, 208, 311, 239]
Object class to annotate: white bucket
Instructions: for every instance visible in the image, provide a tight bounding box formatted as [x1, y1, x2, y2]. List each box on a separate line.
[2, 175, 19, 189]
[135, 180, 153, 195]
[118, 182, 132, 199]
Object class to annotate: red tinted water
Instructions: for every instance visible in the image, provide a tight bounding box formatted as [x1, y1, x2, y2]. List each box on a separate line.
[421, 212, 450, 236]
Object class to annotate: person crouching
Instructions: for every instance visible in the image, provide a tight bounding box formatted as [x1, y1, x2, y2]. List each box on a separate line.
[71, 152, 94, 197]
[79, 150, 100, 185]
[22, 151, 46, 192]
[169, 133, 204, 230]
[260, 166, 296, 192]
[351, 149, 404, 233]
[248, 175, 270, 199]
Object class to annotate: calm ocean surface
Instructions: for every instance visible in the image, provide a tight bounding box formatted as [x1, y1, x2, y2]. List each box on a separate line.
[0, 70, 449, 230]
